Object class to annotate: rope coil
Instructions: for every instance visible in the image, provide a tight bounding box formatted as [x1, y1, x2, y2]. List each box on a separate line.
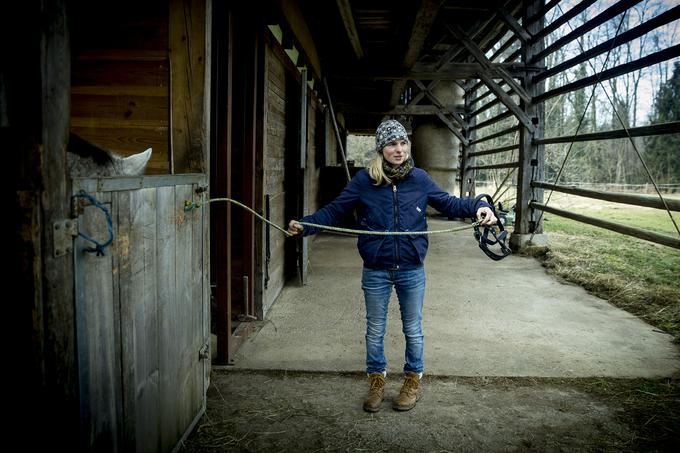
[74, 191, 114, 256]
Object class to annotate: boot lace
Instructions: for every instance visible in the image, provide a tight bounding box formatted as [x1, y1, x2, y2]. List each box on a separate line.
[368, 374, 385, 395]
[400, 375, 419, 396]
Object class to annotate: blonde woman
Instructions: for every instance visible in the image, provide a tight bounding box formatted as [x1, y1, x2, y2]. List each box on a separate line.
[288, 119, 496, 412]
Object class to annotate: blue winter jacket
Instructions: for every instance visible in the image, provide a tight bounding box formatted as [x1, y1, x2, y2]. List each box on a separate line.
[300, 167, 489, 270]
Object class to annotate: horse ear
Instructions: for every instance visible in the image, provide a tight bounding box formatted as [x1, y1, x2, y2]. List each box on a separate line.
[122, 148, 152, 175]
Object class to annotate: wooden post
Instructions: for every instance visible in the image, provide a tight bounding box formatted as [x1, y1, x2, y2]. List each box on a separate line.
[170, 0, 208, 173]
[461, 85, 477, 198]
[6, 0, 79, 448]
[511, 0, 547, 249]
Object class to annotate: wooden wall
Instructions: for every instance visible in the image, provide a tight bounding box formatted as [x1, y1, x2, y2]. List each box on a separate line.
[262, 43, 288, 314]
[70, 1, 170, 174]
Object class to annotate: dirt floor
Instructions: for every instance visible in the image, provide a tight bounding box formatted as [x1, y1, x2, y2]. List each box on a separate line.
[180, 369, 679, 452]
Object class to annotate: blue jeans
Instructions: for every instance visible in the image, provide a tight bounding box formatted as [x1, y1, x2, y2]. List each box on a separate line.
[361, 267, 426, 374]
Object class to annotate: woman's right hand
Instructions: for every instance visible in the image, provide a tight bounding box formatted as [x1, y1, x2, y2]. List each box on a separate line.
[287, 220, 303, 235]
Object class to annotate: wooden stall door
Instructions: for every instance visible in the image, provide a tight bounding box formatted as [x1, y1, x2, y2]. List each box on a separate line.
[72, 175, 209, 452]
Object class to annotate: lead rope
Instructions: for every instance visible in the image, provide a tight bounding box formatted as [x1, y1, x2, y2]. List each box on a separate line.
[183, 197, 479, 237]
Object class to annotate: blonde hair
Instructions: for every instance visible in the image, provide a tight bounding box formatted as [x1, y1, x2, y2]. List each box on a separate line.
[367, 150, 410, 186]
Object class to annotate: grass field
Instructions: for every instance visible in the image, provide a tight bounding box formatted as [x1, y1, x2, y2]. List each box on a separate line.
[512, 192, 680, 342]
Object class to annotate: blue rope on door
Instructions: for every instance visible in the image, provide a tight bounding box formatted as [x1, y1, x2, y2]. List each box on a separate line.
[74, 191, 114, 256]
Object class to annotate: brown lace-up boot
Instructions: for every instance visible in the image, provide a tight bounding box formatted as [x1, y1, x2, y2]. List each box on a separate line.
[363, 372, 386, 412]
[392, 372, 421, 411]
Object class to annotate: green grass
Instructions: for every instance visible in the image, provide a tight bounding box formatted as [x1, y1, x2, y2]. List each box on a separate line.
[522, 207, 680, 341]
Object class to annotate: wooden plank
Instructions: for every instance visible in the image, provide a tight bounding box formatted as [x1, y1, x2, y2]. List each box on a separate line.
[154, 185, 177, 451]
[336, 0, 363, 59]
[446, 23, 532, 105]
[167, 184, 193, 449]
[114, 189, 137, 452]
[533, 0, 643, 63]
[71, 94, 168, 122]
[72, 60, 169, 87]
[128, 187, 161, 453]
[469, 125, 520, 146]
[72, 85, 167, 96]
[532, 0, 597, 42]
[531, 181, 680, 211]
[75, 49, 168, 62]
[74, 191, 123, 450]
[533, 121, 680, 145]
[536, 44, 680, 104]
[70, 125, 168, 152]
[497, 6, 531, 44]
[531, 202, 680, 249]
[535, 5, 680, 82]
[72, 174, 206, 193]
[170, 0, 207, 173]
[467, 161, 520, 171]
[478, 72, 532, 127]
[469, 110, 514, 132]
[468, 144, 519, 158]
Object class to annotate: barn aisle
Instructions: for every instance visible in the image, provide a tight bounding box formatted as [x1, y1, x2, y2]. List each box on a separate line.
[229, 218, 680, 378]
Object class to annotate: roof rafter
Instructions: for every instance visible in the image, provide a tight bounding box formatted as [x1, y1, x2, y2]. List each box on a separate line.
[389, 0, 441, 106]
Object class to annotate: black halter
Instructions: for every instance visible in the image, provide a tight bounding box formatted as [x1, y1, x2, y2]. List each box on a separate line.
[472, 194, 512, 261]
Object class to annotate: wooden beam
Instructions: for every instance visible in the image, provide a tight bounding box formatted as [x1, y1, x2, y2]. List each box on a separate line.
[526, 0, 560, 26]
[469, 110, 515, 131]
[535, 44, 680, 104]
[389, 105, 467, 115]
[534, 5, 680, 82]
[468, 144, 519, 158]
[469, 125, 520, 146]
[170, 0, 207, 173]
[414, 79, 468, 128]
[532, 0, 643, 63]
[390, 0, 441, 106]
[533, 121, 680, 145]
[497, 6, 532, 44]
[446, 23, 531, 104]
[467, 162, 520, 171]
[532, 0, 597, 42]
[278, 0, 322, 77]
[335, 0, 363, 59]
[478, 72, 535, 132]
[531, 182, 680, 211]
[435, 111, 469, 145]
[531, 202, 680, 249]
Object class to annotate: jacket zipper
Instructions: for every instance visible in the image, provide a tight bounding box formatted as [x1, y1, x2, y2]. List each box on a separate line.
[392, 184, 400, 269]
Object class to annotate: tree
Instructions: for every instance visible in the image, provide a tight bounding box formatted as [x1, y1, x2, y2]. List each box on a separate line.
[645, 61, 680, 184]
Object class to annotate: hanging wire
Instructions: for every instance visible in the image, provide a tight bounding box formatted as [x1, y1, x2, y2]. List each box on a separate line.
[558, 3, 680, 237]
[531, 9, 631, 241]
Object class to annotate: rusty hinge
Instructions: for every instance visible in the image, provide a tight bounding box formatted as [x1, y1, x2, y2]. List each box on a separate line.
[53, 219, 78, 258]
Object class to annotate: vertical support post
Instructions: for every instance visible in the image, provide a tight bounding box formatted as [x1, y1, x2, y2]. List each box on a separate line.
[461, 84, 477, 197]
[298, 68, 309, 284]
[512, 0, 547, 249]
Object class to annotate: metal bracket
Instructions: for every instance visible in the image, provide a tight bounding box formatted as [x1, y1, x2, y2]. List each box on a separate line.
[198, 341, 210, 361]
[53, 219, 78, 258]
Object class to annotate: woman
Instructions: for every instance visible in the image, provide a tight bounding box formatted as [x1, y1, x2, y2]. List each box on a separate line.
[288, 119, 496, 412]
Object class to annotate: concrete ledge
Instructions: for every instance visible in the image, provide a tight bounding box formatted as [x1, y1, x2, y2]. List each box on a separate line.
[510, 232, 549, 249]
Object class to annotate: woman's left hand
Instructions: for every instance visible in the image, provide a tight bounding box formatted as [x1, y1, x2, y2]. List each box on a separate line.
[476, 206, 497, 226]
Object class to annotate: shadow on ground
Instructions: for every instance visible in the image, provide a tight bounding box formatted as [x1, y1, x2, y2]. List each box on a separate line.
[181, 369, 679, 452]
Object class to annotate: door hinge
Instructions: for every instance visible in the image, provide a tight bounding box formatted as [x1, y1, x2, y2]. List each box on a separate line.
[198, 341, 210, 361]
[53, 219, 78, 258]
